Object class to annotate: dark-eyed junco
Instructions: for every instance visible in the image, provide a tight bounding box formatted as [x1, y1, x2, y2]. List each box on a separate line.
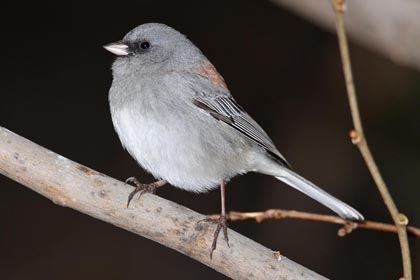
[104, 23, 364, 257]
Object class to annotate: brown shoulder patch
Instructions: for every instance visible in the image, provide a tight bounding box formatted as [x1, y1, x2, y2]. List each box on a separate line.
[192, 61, 228, 90]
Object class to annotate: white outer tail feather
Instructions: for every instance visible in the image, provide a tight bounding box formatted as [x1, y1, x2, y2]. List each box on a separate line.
[275, 169, 364, 221]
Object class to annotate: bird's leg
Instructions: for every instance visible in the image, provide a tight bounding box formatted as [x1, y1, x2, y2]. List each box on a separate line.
[210, 179, 229, 259]
[125, 177, 167, 207]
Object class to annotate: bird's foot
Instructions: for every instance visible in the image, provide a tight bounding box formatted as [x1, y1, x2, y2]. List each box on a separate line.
[210, 213, 229, 259]
[125, 177, 166, 207]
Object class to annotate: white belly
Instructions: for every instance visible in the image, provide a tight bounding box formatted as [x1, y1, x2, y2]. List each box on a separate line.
[111, 106, 250, 192]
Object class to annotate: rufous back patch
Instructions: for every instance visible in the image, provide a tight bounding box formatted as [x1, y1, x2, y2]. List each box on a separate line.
[192, 61, 228, 90]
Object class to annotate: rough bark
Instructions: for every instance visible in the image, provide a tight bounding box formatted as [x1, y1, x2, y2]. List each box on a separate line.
[0, 126, 327, 280]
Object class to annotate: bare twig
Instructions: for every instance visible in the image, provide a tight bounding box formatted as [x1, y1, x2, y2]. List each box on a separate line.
[331, 1, 412, 279]
[209, 210, 420, 238]
[269, 0, 420, 72]
[0, 127, 327, 280]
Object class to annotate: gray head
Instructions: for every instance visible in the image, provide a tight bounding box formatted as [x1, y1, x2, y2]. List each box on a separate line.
[104, 23, 205, 76]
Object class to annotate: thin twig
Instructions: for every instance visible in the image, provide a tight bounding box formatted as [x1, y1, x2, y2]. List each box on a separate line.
[269, 0, 420, 72]
[209, 209, 420, 238]
[0, 127, 327, 280]
[331, 1, 412, 279]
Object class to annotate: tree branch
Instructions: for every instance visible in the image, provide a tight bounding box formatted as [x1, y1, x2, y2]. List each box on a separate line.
[270, 0, 420, 72]
[209, 210, 420, 238]
[0, 126, 327, 280]
[331, 1, 412, 279]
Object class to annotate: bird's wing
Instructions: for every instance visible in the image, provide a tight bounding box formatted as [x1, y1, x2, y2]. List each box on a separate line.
[185, 71, 290, 168]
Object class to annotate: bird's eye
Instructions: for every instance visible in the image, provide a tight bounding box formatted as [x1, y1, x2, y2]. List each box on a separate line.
[139, 41, 150, 50]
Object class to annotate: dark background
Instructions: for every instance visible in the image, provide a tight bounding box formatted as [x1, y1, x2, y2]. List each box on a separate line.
[1, 0, 419, 279]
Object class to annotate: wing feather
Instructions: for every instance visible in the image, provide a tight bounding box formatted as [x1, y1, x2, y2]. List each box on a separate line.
[193, 96, 290, 168]
[186, 71, 290, 168]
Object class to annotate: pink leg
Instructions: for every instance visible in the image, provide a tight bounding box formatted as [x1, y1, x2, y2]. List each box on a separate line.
[210, 179, 229, 259]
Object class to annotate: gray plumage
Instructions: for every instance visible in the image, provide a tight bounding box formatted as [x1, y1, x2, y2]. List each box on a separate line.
[106, 23, 364, 221]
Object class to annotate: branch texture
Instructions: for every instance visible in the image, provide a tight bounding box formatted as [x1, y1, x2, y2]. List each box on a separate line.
[270, 0, 420, 71]
[0, 126, 327, 280]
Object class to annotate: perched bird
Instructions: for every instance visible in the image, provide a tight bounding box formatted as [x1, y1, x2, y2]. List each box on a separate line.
[104, 23, 364, 257]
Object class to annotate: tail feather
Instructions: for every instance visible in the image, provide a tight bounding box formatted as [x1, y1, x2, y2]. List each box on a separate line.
[275, 169, 364, 221]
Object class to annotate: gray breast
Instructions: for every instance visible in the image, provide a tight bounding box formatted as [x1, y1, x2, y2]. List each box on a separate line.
[109, 72, 252, 192]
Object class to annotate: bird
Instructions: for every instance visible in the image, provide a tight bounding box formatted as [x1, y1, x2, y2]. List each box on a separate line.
[104, 23, 364, 258]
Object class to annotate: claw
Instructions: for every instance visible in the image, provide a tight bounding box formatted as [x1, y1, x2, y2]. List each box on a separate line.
[125, 177, 140, 185]
[124, 177, 167, 208]
[127, 188, 145, 208]
[210, 214, 229, 259]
